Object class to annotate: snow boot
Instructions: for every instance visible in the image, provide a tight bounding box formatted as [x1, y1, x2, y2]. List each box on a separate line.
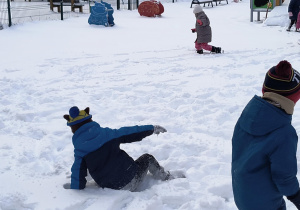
[211, 46, 222, 54]
[164, 170, 186, 180]
[168, 170, 186, 179]
[152, 167, 173, 180]
[287, 22, 293, 31]
[197, 49, 203, 54]
[164, 171, 175, 180]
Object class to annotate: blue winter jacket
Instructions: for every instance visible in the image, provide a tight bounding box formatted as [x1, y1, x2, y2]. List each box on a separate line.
[70, 121, 154, 189]
[232, 95, 299, 210]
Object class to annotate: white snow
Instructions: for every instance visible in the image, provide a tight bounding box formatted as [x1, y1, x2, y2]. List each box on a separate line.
[1, 0, 300, 209]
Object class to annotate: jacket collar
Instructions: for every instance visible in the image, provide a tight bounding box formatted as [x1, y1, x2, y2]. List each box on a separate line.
[262, 92, 295, 115]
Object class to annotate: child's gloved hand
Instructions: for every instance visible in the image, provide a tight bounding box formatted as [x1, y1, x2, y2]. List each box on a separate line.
[153, 125, 167, 134]
[63, 183, 71, 189]
[191, 28, 196, 33]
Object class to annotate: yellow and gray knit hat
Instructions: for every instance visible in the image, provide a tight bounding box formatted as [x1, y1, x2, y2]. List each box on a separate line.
[67, 106, 92, 126]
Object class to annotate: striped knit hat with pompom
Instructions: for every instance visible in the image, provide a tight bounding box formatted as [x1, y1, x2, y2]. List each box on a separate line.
[66, 106, 92, 126]
[262, 60, 300, 103]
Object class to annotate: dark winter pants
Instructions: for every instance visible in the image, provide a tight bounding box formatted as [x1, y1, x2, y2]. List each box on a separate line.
[288, 19, 297, 29]
[122, 153, 169, 191]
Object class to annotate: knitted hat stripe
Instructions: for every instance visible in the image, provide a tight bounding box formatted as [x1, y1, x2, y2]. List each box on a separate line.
[263, 83, 300, 93]
[69, 111, 88, 121]
[267, 69, 294, 82]
[67, 116, 92, 126]
[67, 110, 92, 126]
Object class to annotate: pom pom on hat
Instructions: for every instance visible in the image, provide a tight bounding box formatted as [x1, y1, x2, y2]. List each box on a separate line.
[69, 106, 80, 118]
[65, 106, 92, 126]
[275, 60, 292, 78]
[193, 5, 203, 14]
[262, 60, 300, 103]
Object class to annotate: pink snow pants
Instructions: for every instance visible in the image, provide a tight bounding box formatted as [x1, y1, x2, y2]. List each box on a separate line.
[296, 12, 300, 29]
[195, 42, 212, 51]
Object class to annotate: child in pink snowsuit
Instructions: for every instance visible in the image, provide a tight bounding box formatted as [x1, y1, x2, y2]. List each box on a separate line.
[191, 5, 221, 54]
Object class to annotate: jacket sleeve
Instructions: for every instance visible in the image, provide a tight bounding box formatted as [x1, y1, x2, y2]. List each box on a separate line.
[70, 153, 87, 189]
[108, 125, 154, 144]
[269, 128, 299, 196]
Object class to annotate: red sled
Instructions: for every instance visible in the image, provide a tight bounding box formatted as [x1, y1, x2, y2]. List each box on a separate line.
[138, 0, 164, 17]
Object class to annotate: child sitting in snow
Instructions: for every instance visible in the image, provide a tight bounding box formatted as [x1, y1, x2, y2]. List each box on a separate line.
[63, 106, 178, 191]
[191, 5, 222, 54]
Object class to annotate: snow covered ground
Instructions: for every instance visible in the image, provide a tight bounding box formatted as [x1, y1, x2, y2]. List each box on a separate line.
[1, 0, 300, 209]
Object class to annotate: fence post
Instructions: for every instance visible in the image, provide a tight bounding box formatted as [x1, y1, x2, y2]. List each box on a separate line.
[7, 0, 12, 27]
[117, 0, 120, 10]
[128, 0, 131, 10]
[136, 0, 139, 9]
[60, 0, 63, 20]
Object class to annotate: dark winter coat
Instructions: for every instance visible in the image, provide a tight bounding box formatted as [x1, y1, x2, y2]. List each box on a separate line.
[288, 0, 300, 20]
[70, 121, 154, 189]
[195, 11, 212, 43]
[232, 95, 299, 210]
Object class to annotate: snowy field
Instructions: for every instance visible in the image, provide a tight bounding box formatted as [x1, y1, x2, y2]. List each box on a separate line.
[1, 0, 300, 209]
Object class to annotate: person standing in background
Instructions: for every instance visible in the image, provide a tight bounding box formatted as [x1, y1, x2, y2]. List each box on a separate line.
[191, 5, 222, 54]
[287, 0, 300, 31]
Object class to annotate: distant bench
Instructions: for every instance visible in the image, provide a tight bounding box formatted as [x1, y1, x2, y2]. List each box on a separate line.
[190, 0, 214, 8]
[212, 0, 228, 6]
[50, 0, 85, 12]
[190, 0, 228, 7]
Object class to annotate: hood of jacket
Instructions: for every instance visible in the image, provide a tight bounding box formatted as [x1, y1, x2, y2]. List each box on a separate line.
[239, 95, 292, 136]
[195, 11, 205, 19]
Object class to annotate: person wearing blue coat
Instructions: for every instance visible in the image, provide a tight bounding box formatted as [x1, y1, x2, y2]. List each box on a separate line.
[62, 106, 176, 191]
[232, 60, 300, 210]
[287, 0, 300, 31]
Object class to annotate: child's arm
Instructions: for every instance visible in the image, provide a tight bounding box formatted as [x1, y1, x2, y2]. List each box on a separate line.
[111, 125, 154, 144]
[70, 154, 88, 189]
[106, 125, 166, 144]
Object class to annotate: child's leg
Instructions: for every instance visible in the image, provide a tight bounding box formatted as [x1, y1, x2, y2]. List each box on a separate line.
[122, 154, 171, 191]
[199, 43, 212, 51]
[135, 154, 171, 181]
[287, 19, 296, 31]
[195, 41, 202, 50]
[121, 162, 148, 191]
